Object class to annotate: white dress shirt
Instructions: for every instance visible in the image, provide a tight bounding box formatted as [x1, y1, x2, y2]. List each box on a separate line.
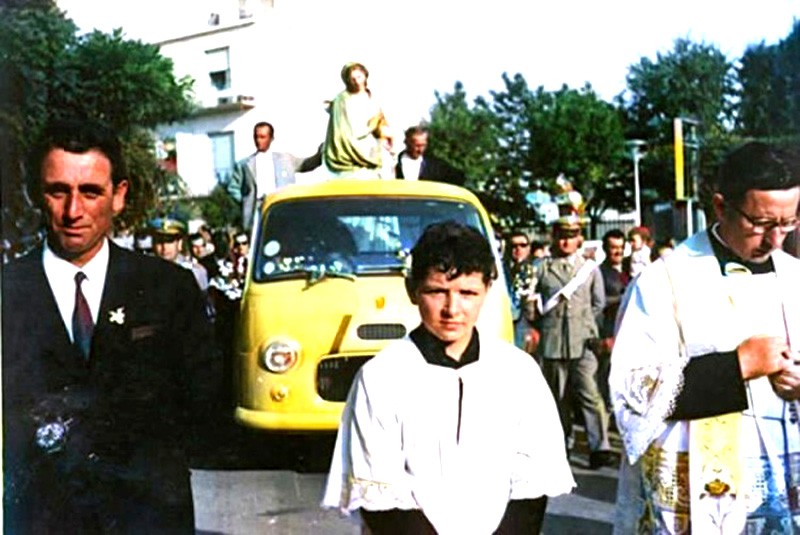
[43, 239, 110, 342]
[400, 153, 423, 181]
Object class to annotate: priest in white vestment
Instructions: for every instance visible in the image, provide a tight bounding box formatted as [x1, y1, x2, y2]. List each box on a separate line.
[323, 221, 574, 534]
[610, 142, 800, 534]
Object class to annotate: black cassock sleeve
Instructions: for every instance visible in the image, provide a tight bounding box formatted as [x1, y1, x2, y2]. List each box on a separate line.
[667, 351, 749, 420]
[359, 498, 548, 535]
[359, 509, 436, 534]
[494, 497, 548, 534]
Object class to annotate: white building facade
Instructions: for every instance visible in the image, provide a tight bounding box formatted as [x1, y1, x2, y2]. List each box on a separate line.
[58, 0, 433, 196]
[153, 0, 333, 196]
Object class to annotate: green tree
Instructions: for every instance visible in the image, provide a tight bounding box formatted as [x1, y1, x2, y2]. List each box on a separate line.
[53, 29, 194, 131]
[526, 83, 628, 220]
[483, 73, 538, 229]
[429, 75, 629, 231]
[428, 81, 500, 190]
[427, 82, 525, 228]
[738, 20, 800, 138]
[1, 1, 76, 247]
[623, 38, 736, 139]
[619, 38, 737, 201]
[180, 185, 242, 231]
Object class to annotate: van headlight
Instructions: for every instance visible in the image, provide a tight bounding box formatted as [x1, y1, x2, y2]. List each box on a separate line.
[262, 339, 300, 373]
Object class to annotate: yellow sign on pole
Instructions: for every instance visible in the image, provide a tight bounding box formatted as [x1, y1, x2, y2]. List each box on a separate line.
[674, 118, 684, 200]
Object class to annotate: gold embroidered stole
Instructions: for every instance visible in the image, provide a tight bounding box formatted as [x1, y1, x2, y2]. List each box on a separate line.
[688, 413, 746, 532]
[666, 265, 748, 532]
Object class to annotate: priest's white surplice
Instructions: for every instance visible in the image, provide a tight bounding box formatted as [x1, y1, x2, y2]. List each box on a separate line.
[610, 230, 800, 533]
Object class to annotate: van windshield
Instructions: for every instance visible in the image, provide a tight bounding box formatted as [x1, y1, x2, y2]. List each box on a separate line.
[253, 197, 486, 282]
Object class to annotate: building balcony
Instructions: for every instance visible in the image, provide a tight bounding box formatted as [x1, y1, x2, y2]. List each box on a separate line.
[194, 92, 256, 117]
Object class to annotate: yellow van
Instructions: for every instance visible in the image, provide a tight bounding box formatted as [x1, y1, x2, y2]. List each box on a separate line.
[234, 180, 513, 431]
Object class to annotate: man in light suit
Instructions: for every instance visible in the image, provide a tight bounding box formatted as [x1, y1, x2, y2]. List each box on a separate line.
[226, 121, 321, 231]
[395, 125, 465, 186]
[2, 119, 217, 533]
[532, 215, 614, 469]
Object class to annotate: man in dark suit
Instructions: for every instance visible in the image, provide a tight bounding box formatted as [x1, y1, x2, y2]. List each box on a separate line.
[596, 228, 629, 410]
[226, 121, 321, 231]
[395, 125, 465, 186]
[2, 118, 216, 533]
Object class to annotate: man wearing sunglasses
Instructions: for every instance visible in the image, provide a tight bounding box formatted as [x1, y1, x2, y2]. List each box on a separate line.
[611, 142, 800, 533]
[506, 231, 536, 350]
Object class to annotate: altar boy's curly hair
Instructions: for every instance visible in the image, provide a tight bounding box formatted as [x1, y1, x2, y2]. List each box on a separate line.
[406, 220, 497, 296]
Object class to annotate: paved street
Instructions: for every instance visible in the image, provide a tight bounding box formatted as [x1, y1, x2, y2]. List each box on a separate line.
[191, 424, 620, 534]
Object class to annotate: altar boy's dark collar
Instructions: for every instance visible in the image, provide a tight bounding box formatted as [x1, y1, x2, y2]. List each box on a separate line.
[409, 325, 479, 369]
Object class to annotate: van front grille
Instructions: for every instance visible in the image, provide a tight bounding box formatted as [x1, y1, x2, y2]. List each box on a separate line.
[317, 356, 373, 402]
[356, 323, 406, 340]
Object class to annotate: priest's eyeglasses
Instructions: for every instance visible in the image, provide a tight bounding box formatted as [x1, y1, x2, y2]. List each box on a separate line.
[726, 202, 800, 235]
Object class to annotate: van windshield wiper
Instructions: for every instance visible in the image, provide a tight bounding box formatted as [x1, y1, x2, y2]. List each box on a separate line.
[303, 260, 356, 289]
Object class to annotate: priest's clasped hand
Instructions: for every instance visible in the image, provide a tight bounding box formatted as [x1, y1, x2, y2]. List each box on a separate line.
[736, 335, 791, 380]
[769, 356, 800, 401]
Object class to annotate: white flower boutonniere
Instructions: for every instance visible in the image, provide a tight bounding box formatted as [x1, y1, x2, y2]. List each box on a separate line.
[109, 307, 125, 325]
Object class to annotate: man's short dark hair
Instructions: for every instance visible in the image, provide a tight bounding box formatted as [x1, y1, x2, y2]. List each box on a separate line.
[716, 142, 800, 206]
[407, 221, 497, 294]
[404, 125, 429, 139]
[254, 121, 274, 137]
[28, 118, 126, 198]
[602, 229, 626, 249]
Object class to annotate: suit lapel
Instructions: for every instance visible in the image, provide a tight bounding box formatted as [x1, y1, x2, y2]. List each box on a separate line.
[93, 244, 135, 361]
[246, 155, 257, 190]
[13, 249, 85, 370]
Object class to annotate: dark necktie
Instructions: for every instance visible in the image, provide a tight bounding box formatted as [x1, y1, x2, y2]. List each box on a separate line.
[72, 271, 94, 359]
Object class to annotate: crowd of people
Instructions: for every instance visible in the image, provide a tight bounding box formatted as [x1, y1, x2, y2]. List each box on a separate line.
[5, 60, 800, 533]
[501, 217, 669, 472]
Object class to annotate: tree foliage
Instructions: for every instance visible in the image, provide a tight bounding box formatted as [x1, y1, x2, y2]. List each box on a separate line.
[618, 38, 738, 202]
[622, 38, 736, 140]
[738, 20, 800, 138]
[429, 75, 627, 231]
[182, 185, 242, 231]
[428, 82, 500, 190]
[526, 83, 627, 218]
[53, 29, 194, 131]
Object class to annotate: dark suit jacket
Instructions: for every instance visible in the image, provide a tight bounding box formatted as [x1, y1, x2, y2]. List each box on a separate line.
[598, 261, 629, 338]
[2, 242, 215, 534]
[395, 151, 466, 186]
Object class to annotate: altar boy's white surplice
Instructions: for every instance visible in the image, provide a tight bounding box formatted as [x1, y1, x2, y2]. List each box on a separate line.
[610, 230, 800, 534]
[322, 336, 574, 535]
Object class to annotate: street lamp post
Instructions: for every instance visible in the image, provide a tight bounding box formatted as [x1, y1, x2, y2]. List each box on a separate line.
[626, 140, 646, 228]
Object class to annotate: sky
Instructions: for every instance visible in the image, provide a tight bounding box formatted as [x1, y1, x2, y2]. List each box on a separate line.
[56, 0, 799, 138]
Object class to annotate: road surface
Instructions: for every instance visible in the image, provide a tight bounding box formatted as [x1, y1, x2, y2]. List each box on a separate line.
[191, 425, 620, 534]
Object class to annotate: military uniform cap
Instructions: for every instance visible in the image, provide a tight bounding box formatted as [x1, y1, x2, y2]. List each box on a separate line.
[147, 217, 186, 237]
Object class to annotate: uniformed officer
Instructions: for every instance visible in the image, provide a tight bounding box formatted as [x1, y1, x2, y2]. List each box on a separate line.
[531, 182, 614, 469]
[148, 217, 209, 292]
